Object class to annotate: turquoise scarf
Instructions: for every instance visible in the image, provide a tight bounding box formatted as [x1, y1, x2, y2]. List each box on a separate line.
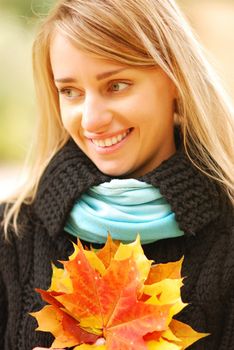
[64, 179, 184, 244]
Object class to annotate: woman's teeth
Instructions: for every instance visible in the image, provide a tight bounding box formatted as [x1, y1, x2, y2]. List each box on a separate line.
[92, 129, 131, 147]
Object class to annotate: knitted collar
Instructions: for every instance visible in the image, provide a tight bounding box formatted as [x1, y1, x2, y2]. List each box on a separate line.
[33, 137, 226, 238]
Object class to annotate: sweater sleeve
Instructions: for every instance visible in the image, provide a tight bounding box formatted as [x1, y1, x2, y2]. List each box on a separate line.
[219, 227, 234, 349]
[0, 271, 7, 348]
[0, 204, 7, 347]
[218, 295, 234, 349]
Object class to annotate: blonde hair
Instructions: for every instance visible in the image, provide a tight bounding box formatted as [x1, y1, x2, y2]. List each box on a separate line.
[2, 0, 234, 237]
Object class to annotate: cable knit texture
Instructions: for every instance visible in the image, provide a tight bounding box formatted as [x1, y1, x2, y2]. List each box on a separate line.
[0, 138, 233, 350]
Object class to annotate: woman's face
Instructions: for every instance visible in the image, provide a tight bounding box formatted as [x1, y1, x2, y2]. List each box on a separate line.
[50, 33, 177, 177]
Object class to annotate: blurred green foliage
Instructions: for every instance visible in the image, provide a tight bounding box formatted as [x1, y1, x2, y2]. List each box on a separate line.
[0, 0, 56, 161]
[0, 0, 55, 19]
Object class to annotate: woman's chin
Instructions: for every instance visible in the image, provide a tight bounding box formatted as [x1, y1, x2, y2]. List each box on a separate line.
[95, 162, 133, 178]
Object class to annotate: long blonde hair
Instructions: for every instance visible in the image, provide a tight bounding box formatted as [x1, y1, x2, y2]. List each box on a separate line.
[2, 0, 234, 236]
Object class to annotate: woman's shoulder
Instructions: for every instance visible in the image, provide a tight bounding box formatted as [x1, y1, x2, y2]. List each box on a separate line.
[0, 201, 37, 283]
[0, 201, 36, 244]
[222, 218, 234, 291]
[208, 215, 234, 299]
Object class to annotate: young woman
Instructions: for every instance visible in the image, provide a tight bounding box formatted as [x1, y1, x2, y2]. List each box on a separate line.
[0, 0, 233, 349]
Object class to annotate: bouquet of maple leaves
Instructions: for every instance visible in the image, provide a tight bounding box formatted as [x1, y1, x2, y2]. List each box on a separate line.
[31, 235, 208, 349]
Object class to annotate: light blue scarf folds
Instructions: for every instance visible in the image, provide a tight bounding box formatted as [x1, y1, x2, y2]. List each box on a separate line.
[64, 179, 184, 244]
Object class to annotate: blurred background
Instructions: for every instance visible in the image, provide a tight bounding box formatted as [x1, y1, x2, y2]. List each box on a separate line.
[0, 0, 234, 199]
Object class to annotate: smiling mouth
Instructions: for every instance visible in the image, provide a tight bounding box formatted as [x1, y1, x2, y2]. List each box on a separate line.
[91, 128, 133, 148]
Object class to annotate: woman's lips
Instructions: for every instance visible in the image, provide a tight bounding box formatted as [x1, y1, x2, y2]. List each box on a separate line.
[89, 128, 134, 154]
[91, 128, 132, 147]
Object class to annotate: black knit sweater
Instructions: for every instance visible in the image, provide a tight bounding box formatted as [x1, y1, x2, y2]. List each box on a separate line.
[0, 138, 233, 350]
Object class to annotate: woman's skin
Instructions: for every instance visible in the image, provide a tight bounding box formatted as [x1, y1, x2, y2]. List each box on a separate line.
[50, 33, 177, 178]
[32, 33, 177, 350]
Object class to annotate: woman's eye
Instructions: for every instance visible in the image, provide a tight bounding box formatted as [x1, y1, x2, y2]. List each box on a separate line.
[109, 82, 130, 92]
[58, 88, 81, 99]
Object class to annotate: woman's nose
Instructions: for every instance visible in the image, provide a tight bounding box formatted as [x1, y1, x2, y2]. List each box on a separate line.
[81, 95, 113, 133]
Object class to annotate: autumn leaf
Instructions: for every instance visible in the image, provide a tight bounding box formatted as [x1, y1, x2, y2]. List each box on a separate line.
[170, 319, 209, 349]
[75, 343, 106, 350]
[114, 235, 152, 286]
[96, 233, 119, 268]
[49, 263, 73, 293]
[147, 338, 181, 350]
[31, 234, 208, 349]
[56, 249, 141, 329]
[30, 305, 99, 348]
[145, 258, 184, 285]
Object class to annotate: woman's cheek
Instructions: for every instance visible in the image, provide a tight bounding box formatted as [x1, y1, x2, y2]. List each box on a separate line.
[61, 105, 82, 132]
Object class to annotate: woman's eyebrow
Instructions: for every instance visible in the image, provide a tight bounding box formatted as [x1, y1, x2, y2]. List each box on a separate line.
[55, 77, 78, 83]
[54, 67, 129, 83]
[96, 67, 128, 80]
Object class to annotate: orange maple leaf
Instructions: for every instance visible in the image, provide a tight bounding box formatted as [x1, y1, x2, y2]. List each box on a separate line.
[96, 233, 119, 268]
[31, 235, 208, 349]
